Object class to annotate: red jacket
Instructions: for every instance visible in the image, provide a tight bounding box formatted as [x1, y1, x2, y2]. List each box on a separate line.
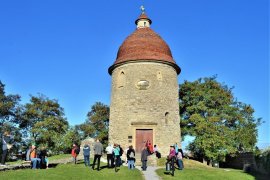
[71, 146, 78, 157]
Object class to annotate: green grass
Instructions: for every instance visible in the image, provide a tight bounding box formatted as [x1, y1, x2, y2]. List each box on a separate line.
[156, 159, 257, 180]
[0, 163, 143, 180]
[6, 154, 71, 165]
[156, 168, 255, 180]
[47, 154, 71, 161]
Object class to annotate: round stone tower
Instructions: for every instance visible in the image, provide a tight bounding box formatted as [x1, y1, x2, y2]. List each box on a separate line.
[108, 9, 181, 156]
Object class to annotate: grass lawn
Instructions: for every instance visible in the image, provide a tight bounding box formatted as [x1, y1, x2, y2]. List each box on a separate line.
[47, 154, 71, 161]
[0, 163, 143, 180]
[156, 167, 255, 180]
[156, 158, 262, 180]
[6, 154, 71, 165]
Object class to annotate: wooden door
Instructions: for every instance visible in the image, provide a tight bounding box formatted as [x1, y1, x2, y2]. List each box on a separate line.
[135, 129, 153, 152]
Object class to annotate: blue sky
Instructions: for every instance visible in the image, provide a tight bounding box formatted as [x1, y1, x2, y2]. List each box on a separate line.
[0, 0, 269, 149]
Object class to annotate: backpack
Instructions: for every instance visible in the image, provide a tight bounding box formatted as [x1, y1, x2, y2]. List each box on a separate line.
[130, 151, 135, 158]
[156, 151, 161, 159]
[119, 147, 123, 156]
[75, 147, 80, 155]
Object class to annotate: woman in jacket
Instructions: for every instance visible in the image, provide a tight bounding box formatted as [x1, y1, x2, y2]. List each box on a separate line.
[127, 145, 135, 170]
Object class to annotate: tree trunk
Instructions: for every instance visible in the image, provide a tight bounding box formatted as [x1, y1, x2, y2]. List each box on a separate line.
[208, 160, 213, 167]
[203, 158, 207, 165]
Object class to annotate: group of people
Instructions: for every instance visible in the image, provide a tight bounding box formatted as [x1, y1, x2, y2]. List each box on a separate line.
[1, 131, 49, 169]
[26, 144, 49, 169]
[76, 139, 184, 172]
[167, 143, 184, 170]
[77, 139, 134, 171]
[74, 139, 138, 171]
[2, 132, 184, 172]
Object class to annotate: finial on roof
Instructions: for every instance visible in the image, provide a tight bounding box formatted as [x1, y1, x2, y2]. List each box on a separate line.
[140, 5, 145, 14]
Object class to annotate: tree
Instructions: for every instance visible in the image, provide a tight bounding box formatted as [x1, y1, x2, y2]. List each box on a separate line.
[78, 102, 109, 144]
[0, 81, 21, 133]
[52, 126, 81, 154]
[0, 81, 23, 156]
[179, 76, 261, 163]
[19, 94, 69, 152]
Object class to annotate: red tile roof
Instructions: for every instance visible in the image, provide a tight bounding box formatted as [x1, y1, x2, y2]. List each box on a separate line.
[108, 15, 181, 75]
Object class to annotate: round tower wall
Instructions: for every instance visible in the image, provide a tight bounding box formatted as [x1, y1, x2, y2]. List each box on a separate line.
[109, 62, 181, 156]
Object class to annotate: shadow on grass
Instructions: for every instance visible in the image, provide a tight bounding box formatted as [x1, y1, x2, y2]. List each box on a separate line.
[163, 171, 174, 176]
[48, 163, 59, 169]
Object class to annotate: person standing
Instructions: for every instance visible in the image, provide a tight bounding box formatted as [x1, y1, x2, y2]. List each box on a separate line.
[141, 147, 148, 171]
[71, 144, 79, 164]
[127, 146, 135, 170]
[168, 145, 176, 160]
[177, 149, 183, 170]
[92, 139, 103, 171]
[1, 131, 13, 166]
[83, 144, 91, 167]
[113, 144, 120, 169]
[174, 143, 179, 155]
[105, 144, 113, 168]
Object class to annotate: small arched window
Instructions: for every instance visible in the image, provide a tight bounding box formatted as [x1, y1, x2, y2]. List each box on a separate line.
[118, 71, 125, 88]
[165, 112, 169, 124]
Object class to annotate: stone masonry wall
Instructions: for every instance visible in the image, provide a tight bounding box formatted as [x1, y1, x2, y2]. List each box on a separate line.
[109, 62, 181, 156]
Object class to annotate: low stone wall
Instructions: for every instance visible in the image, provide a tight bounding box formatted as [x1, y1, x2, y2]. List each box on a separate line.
[225, 152, 257, 172]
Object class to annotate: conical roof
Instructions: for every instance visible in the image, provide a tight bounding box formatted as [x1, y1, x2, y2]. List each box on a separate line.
[108, 13, 181, 75]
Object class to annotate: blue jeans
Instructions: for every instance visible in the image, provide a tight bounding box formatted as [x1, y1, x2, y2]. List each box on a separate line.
[31, 158, 41, 169]
[128, 160, 134, 169]
[84, 155, 90, 166]
[177, 159, 183, 170]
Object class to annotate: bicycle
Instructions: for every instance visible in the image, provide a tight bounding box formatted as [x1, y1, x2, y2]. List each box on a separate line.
[165, 157, 175, 176]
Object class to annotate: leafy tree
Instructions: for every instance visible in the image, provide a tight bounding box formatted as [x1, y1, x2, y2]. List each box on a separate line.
[78, 102, 109, 144]
[52, 127, 81, 154]
[19, 94, 69, 152]
[0, 81, 23, 156]
[0, 81, 21, 133]
[179, 76, 261, 163]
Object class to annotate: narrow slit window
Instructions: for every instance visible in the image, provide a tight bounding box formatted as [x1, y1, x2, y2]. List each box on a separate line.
[165, 112, 169, 124]
[118, 71, 125, 88]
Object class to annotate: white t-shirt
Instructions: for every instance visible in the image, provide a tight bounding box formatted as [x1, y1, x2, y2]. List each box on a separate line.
[106, 145, 113, 154]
